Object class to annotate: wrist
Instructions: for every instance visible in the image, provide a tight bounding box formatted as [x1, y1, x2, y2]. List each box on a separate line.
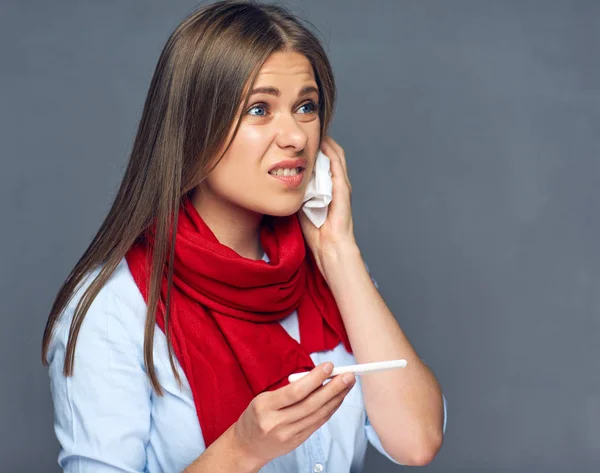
[185, 423, 265, 473]
[183, 424, 264, 473]
[318, 240, 363, 283]
[228, 422, 267, 472]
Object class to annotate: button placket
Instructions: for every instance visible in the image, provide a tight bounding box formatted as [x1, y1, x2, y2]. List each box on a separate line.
[310, 428, 327, 473]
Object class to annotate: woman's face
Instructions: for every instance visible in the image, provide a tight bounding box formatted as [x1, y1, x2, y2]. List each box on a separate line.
[201, 51, 322, 217]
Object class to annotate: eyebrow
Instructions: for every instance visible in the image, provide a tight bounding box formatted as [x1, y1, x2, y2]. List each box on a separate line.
[249, 85, 319, 97]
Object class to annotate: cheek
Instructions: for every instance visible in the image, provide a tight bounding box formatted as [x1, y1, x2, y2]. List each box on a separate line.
[204, 132, 269, 199]
[239, 126, 272, 147]
[218, 128, 272, 175]
[228, 125, 274, 164]
[208, 157, 257, 194]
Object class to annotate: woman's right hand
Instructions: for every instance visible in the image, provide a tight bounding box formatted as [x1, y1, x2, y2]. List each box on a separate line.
[232, 362, 356, 467]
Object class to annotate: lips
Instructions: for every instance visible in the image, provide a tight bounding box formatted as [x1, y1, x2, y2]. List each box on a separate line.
[267, 158, 308, 188]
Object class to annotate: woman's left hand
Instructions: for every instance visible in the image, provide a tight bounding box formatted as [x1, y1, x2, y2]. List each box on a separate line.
[298, 136, 358, 276]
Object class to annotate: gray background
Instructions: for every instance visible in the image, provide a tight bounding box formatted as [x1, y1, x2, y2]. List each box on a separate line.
[1, 0, 599, 471]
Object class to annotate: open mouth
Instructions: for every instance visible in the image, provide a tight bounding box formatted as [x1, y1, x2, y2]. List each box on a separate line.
[268, 167, 304, 177]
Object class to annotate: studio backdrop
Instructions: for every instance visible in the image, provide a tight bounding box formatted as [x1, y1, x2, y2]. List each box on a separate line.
[1, 1, 599, 472]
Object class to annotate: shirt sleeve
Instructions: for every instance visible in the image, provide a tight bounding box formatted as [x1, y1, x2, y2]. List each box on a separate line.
[47, 273, 152, 473]
[365, 393, 448, 465]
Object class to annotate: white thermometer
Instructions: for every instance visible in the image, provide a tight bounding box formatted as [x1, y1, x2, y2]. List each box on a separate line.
[288, 359, 408, 383]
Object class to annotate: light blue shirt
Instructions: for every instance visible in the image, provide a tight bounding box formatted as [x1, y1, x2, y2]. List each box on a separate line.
[47, 257, 447, 473]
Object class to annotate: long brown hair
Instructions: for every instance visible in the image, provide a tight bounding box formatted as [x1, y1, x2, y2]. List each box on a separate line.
[41, 0, 336, 393]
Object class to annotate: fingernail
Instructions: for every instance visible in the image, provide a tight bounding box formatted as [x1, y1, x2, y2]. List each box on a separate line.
[322, 363, 333, 375]
[343, 373, 355, 385]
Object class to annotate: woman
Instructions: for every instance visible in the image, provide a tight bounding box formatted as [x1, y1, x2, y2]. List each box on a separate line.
[43, 1, 446, 472]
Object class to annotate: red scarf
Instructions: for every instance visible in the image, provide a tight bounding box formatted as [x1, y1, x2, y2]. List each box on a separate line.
[125, 198, 351, 446]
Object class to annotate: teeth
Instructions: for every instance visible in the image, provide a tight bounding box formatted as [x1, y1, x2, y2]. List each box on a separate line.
[270, 167, 301, 176]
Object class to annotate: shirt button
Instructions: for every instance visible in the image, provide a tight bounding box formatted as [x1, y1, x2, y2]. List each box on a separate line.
[313, 463, 324, 473]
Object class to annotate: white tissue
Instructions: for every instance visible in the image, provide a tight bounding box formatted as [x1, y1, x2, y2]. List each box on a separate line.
[302, 150, 332, 228]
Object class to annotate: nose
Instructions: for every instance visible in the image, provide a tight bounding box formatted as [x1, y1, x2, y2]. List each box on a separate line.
[274, 113, 308, 152]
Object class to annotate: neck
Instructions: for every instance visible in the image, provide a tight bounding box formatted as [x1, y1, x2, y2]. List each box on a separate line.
[190, 188, 264, 260]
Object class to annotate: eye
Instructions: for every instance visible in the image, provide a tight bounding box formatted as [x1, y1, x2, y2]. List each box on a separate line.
[247, 103, 268, 116]
[298, 100, 319, 114]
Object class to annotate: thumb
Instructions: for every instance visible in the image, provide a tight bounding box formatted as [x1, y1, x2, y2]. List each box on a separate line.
[297, 210, 317, 239]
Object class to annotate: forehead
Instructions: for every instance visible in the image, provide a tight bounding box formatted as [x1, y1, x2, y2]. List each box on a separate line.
[254, 51, 316, 85]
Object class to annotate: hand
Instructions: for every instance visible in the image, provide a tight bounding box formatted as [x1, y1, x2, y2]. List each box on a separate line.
[298, 136, 358, 275]
[232, 363, 356, 468]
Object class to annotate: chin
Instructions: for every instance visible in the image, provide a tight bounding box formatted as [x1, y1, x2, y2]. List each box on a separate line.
[262, 201, 304, 218]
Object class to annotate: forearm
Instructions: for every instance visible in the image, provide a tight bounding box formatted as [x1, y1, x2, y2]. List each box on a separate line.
[184, 424, 264, 473]
[320, 243, 444, 466]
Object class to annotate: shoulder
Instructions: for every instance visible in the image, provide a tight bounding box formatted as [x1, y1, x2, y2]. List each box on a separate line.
[47, 260, 154, 472]
[47, 257, 148, 365]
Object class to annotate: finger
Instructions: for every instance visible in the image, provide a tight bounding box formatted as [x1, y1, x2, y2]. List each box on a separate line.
[324, 137, 348, 180]
[281, 373, 355, 424]
[270, 386, 351, 448]
[320, 139, 339, 167]
[322, 139, 350, 190]
[321, 141, 344, 181]
[288, 379, 355, 434]
[297, 210, 316, 238]
[327, 153, 352, 202]
[325, 135, 344, 158]
[272, 363, 334, 410]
